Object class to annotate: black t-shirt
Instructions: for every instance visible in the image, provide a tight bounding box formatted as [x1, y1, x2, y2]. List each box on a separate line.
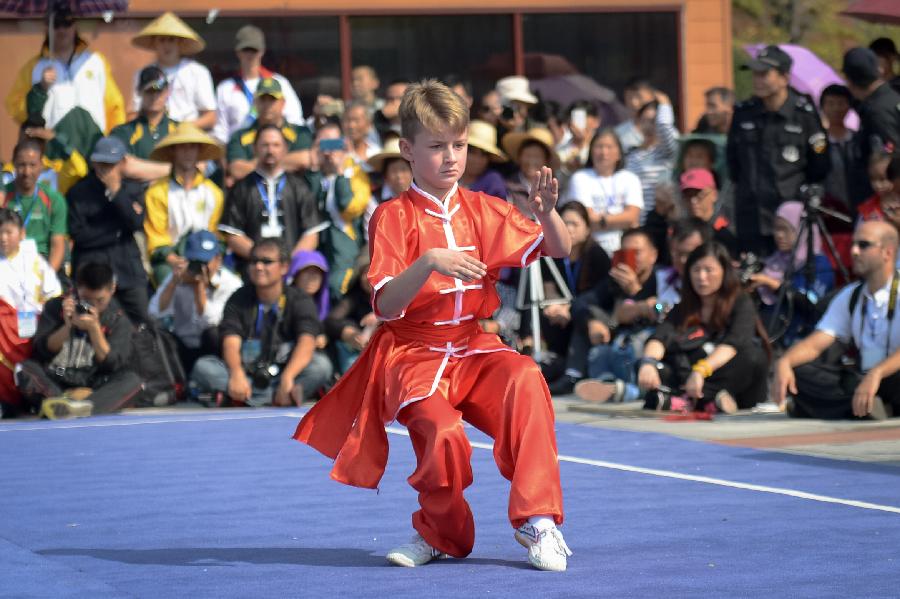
[219, 285, 321, 350]
[650, 292, 759, 352]
[593, 268, 658, 314]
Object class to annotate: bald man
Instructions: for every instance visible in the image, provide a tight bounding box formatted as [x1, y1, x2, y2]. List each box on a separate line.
[773, 221, 900, 420]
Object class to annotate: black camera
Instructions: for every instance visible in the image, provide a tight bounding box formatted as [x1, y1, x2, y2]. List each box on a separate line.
[250, 362, 281, 389]
[501, 105, 515, 121]
[187, 260, 205, 277]
[739, 252, 764, 285]
[75, 300, 92, 315]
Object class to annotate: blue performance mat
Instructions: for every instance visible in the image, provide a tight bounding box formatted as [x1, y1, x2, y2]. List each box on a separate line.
[2, 410, 899, 598]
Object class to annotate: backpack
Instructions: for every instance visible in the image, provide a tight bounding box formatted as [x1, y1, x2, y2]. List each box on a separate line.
[132, 324, 187, 407]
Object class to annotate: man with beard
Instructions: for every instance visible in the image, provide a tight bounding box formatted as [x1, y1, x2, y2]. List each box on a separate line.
[773, 220, 900, 419]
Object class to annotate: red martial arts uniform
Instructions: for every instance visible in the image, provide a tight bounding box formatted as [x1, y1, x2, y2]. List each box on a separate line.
[294, 182, 564, 558]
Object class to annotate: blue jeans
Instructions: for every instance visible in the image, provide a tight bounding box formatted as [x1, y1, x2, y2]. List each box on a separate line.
[190, 352, 334, 406]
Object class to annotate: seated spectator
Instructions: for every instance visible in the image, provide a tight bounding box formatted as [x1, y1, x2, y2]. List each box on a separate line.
[144, 123, 224, 286]
[364, 138, 411, 238]
[213, 25, 304, 145]
[219, 124, 321, 273]
[677, 168, 737, 256]
[502, 126, 560, 215]
[343, 101, 382, 172]
[615, 78, 656, 154]
[495, 76, 540, 136]
[190, 238, 333, 406]
[476, 90, 502, 127]
[67, 136, 150, 325]
[624, 93, 679, 223]
[1, 115, 89, 196]
[523, 202, 611, 387]
[565, 128, 643, 255]
[130, 12, 216, 130]
[306, 123, 370, 301]
[638, 242, 770, 413]
[226, 78, 314, 181]
[749, 201, 835, 345]
[1, 139, 67, 271]
[111, 66, 178, 182]
[323, 255, 376, 374]
[17, 262, 140, 420]
[149, 229, 243, 374]
[287, 249, 332, 355]
[460, 120, 508, 199]
[0, 208, 61, 415]
[655, 217, 710, 306]
[373, 80, 408, 143]
[857, 152, 895, 223]
[692, 87, 734, 135]
[557, 101, 601, 176]
[773, 220, 900, 419]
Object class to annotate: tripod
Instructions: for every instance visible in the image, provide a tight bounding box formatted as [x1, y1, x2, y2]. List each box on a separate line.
[516, 257, 573, 363]
[766, 184, 851, 342]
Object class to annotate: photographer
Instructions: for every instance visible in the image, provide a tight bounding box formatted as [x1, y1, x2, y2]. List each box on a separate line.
[191, 238, 333, 406]
[148, 229, 243, 373]
[772, 220, 900, 420]
[17, 263, 140, 419]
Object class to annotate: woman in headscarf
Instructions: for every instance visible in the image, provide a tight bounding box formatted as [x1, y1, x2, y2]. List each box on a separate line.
[288, 250, 331, 358]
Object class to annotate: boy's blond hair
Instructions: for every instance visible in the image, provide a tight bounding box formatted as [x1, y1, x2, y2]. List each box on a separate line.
[400, 79, 469, 140]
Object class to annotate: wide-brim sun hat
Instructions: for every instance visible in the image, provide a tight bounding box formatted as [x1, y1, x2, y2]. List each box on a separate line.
[150, 122, 224, 162]
[496, 75, 539, 105]
[132, 12, 205, 56]
[467, 120, 507, 163]
[368, 137, 407, 172]
[501, 127, 560, 172]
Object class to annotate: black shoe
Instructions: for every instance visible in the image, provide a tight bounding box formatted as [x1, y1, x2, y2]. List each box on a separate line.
[548, 375, 578, 395]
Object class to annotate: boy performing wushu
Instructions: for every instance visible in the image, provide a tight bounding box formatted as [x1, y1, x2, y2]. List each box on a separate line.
[294, 79, 572, 571]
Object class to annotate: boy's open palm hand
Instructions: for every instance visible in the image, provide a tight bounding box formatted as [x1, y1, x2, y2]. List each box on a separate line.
[527, 166, 559, 216]
[427, 248, 487, 282]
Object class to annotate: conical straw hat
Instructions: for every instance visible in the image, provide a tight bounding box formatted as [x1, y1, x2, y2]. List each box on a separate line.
[467, 120, 507, 163]
[150, 123, 223, 163]
[133, 12, 205, 56]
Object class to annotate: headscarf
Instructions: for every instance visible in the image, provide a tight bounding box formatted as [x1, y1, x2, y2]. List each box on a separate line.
[759, 201, 822, 304]
[287, 250, 330, 321]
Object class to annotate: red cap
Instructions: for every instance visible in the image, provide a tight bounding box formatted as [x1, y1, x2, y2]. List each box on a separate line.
[680, 168, 715, 192]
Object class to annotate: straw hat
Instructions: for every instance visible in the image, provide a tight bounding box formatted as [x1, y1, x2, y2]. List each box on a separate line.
[501, 127, 560, 172]
[467, 120, 507, 163]
[150, 123, 224, 163]
[367, 137, 407, 173]
[133, 12, 205, 56]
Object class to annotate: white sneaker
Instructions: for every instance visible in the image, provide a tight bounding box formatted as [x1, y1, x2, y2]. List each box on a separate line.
[386, 533, 447, 567]
[515, 523, 572, 572]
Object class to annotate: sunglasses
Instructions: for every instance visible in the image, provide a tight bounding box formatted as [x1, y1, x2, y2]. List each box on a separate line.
[250, 257, 279, 265]
[852, 239, 880, 250]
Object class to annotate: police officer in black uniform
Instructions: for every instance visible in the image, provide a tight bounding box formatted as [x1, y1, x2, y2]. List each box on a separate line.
[843, 47, 900, 196]
[726, 45, 830, 256]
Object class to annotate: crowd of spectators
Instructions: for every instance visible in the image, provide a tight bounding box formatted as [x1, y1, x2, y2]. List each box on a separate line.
[1, 8, 899, 422]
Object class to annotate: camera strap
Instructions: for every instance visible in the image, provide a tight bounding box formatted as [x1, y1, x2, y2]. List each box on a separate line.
[255, 294, 287, 363]
[854, 272, 900, 359]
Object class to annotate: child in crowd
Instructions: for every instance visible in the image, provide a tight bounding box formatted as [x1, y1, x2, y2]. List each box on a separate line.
[294, 80, 573, 571]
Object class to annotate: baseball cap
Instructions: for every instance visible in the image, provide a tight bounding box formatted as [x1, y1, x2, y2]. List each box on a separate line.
[90, 136, 127, 164]
[742, 45, 792, 74]
[842, 47, 881, 88]
[235, 25, 265, 52]
[138, 65, 168, 93]
[184, 230, 220, 262]
[255, 77, 283, 100]
[680, 168, 716, 192]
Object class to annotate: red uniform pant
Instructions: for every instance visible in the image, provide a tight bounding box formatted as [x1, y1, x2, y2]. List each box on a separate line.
[396, 351, 563, 558]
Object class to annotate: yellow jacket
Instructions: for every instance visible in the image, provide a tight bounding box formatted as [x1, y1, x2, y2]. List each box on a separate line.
[144, 172, 223, 257]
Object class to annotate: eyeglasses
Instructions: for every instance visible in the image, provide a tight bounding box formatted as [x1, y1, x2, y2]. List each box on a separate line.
[250, 257, 278, 265]
[852, 239, 880, 250]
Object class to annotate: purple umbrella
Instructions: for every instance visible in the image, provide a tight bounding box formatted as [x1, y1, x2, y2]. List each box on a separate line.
[531, 74, 629, 127]
[0, 0, 129, 54]
[744, 43, 859, 130]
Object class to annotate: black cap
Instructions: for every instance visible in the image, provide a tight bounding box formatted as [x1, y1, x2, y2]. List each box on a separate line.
[49, 1, 75, 27]
[842, 47, 881, 88]
[742, 45, 792, 75]
[138, 65, 168, 93]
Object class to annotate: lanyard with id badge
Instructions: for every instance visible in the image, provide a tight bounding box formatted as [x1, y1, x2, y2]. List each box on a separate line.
[257, 175, 286, 239]
[241, 295, 286, 366]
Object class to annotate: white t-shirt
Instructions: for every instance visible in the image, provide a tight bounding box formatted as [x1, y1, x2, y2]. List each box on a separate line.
[211, 72, 304, 144]
[132, 59, 217, 122]
[0, 239, 61, 314]
[564, 168, 644, 254]
[816, 277, 900, 372]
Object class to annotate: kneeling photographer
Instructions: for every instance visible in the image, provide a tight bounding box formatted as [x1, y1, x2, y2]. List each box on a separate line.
[191, 238, 333, 406]
[17, 263, 141, 419]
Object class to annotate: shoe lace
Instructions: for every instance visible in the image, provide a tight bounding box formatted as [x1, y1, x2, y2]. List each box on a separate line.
[538, 528, 573, 557]
[410, 534, 442, 557]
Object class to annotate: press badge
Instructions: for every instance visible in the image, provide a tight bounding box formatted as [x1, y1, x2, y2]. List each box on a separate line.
[17, 310, 37, 338]
[260, 223, 284, 238]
